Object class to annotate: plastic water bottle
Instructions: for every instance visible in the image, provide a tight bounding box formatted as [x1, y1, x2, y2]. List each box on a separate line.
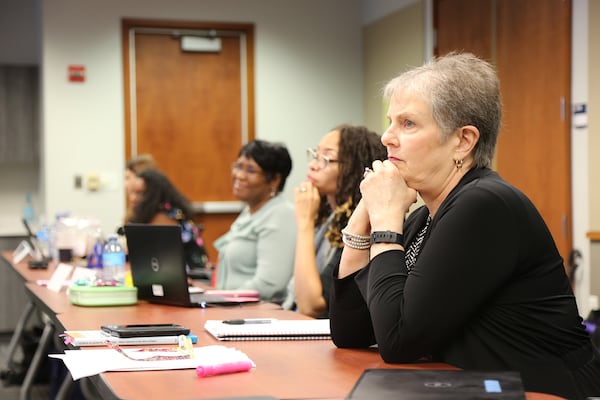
[102, 234, 126, 284]
[36, 222, 52, 261]
[22, 193, 35, 225]
[87, 230, 104, 272]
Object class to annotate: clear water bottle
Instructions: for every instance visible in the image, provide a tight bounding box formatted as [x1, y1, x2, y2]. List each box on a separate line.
[102, 234, 126, 284]
[22, 193, 35, 225]
[36, 222, 52, 261]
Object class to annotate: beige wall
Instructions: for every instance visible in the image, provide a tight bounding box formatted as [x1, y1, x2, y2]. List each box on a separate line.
[363, 1, 425, 133]
[590, 1, 600, 230]
[589, 1, 600, 301]
[362, 1, 426, 213]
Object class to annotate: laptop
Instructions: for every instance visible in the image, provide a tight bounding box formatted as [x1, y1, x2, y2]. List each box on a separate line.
[347, 369, 525, 400]
[124, 224, 260, 307]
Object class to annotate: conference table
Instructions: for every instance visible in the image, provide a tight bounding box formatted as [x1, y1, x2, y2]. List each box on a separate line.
[3, 252, 563, 399]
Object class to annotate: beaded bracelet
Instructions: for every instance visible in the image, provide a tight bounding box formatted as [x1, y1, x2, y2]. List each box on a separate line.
[341, 228, 371, 250]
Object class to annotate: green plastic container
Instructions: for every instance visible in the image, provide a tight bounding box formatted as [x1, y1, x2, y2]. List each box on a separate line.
[68, 285, 138, 306]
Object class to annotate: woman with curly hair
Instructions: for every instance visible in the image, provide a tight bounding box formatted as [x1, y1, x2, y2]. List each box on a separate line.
[284, 124, 386, 318]
[128, 169, 209, 271]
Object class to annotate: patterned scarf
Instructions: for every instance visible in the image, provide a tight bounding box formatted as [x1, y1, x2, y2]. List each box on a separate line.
[405, 215, 431, 271]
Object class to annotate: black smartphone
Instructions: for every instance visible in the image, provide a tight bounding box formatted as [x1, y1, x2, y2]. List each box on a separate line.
[100, 323, 190, 338]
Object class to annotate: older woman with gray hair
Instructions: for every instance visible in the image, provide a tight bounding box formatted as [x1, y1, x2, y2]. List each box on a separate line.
[330, 53, 600, 399]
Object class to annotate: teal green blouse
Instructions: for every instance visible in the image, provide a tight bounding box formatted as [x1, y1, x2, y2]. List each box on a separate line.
[214, 195, 297, 304]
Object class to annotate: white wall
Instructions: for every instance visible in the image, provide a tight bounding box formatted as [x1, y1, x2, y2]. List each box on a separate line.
[40, 0, 364, 235]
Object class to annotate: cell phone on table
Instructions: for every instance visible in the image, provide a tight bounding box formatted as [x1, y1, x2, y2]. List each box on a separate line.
[100, 323, 190, 338]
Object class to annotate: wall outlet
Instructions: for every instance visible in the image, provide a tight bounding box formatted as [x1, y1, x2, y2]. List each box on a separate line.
[86, 173, 101, 191]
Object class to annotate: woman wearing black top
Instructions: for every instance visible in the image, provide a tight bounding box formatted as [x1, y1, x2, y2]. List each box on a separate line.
[331, 52, 600, 399]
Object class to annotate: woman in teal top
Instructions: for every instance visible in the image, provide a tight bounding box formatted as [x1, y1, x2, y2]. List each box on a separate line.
[214, 140, 296, 304]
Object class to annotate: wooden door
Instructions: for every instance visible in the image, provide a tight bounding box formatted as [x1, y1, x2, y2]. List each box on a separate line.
[434, 0, 572, 265]
[434, 0, 493, 62]
[122, 19, 255, 261]
[495, 0, 572, 266]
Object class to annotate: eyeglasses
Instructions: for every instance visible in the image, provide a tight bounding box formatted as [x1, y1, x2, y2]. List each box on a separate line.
[307, 148, 338, 169]
[231, 162, 263, 176]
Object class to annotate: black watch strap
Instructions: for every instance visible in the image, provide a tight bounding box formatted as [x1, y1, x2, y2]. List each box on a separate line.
[370, 231, 404, 245]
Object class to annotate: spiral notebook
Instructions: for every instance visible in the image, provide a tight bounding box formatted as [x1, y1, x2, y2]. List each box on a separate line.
[204, 319, 331, 341]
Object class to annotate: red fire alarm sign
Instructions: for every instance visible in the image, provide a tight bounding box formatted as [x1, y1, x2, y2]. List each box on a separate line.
[68, 65, 85, 82]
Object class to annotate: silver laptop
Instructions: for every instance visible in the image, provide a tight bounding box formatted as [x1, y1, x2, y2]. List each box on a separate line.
[124, 224, 260, 307]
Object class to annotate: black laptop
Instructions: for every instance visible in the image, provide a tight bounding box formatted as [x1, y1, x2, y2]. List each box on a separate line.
[124, 224, 260, 307]
[347, 369, 525, 400]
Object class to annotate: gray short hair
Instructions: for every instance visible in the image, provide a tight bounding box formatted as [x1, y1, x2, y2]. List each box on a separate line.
[383, 52, 501, 168]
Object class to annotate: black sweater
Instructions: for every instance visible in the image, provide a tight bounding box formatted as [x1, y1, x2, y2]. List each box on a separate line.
[330, 168, 600, 399]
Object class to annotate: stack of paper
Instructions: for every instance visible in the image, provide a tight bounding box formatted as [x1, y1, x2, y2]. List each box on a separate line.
[49, 345, 254, 380]
[60, 330, 196, 346]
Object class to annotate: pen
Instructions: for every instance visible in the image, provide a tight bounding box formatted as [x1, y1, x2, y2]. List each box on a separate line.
[222, 318, 273, 325]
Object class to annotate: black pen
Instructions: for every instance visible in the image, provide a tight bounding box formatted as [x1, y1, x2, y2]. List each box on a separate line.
[222, 318, 274, 325]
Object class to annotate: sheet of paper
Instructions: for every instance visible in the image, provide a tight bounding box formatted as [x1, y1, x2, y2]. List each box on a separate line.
[49, 345, 254, 380]
[12, 240, 34, 264]
[46, 263, 74, 292]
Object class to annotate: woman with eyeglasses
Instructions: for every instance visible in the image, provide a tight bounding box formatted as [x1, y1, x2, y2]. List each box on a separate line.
[282, 125, 386, 318]
[213, 139, 296, 304]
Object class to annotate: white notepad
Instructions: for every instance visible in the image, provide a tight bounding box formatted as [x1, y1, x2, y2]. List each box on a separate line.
[204, 319, 331, 341]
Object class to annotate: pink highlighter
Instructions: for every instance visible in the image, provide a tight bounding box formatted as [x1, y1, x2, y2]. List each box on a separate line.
[196, 360, 253, 378]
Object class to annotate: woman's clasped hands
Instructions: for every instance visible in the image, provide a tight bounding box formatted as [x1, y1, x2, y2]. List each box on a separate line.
[359, 160, 417, 231]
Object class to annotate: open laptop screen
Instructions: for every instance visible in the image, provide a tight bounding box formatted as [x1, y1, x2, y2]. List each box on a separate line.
[124, 224, 194, 307]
